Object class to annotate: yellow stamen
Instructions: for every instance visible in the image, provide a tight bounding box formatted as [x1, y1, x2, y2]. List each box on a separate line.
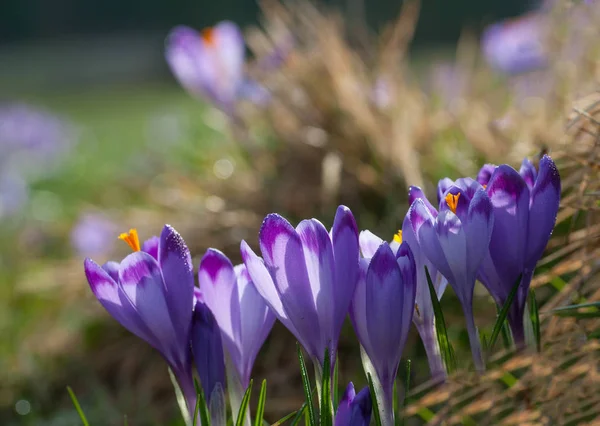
[119, 228, 141, 252]
[483, 184, 487, 189]
[393, 230, 403, 244]
[445, 193, 461, 214]
[201, 27, 215, 46]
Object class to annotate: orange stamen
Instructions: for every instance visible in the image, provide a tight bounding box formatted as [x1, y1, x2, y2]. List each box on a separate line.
[393, 230, 403, 244]
[201, 27, 215, 46]
[445, 193, 461, 214]
[119, 228, 141, 252]
[482, 184, 487, 189]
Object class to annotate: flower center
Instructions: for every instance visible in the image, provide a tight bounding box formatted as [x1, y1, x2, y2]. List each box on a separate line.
[393, 230, 403, 244]
[201, 27, 215, 46]
[445, 193, 460, 214]
[118, 228, 141, 252]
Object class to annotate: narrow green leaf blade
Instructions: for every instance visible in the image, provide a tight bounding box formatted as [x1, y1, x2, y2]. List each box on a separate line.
[332, 355, 339, 412]
[297, 342, 317, 426]
[529, 289, 541, 352]
[235, 379, 254, 426]
[496, 303, 512, 349]
[272, 406, 302, 426]
[196, 379, 211, 426]
[489, 274, 522, 351]
[255, 380, 267, 426]
[290, 403, 308, 426]
[67, 386, 90, 426]
[393, 379, 399, 426]
[552, 301, 600, 312]
[320, 348, 333, 426]
[193, 389, 201, 426]
[367, 373, 383, 426]
[425, 266, 455, 373]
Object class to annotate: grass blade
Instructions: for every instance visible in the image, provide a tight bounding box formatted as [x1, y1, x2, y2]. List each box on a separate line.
[425, 266, 455, 373]
[255, 380, 267, 426]
[367, 373, 383, 426]
[290, 403, 308, 426]
[124, 415, 129, 426]
[398, 359, 411, 426]
[488, 274, 521, 351]
[169, 368, 192, 426]
[332, 355, 339, 411]
[320, 348, 333, 426]
[235, 379, 254, 426]
[296, 342, 317, 426]
[496, 303, 512, 349]
[529, 289, 541, 352]
[194, 378, 211, 426]
[272, 405, 303, 426]
[393, 379, 398, 426]
[192, 390, 201, 426]
[66, 386, 90, 426]
[552, 301, 600, 312]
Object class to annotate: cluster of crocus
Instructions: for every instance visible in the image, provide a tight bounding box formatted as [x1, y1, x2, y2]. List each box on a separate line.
[165, 21, 277, 116]
[83, 156, 559, 425]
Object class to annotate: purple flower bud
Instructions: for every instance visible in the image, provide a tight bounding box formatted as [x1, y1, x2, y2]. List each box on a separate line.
[335, 382, 372, 426]
[241, 206, 359, 368]
[350, 242, 416, 424]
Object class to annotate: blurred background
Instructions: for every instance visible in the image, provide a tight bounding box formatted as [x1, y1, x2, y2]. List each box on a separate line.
[2, 0, 598, 424]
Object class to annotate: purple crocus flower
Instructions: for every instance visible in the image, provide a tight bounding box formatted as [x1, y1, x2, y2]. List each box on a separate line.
[409, 182, 494, 372]
[191, 290, 226, 405]
[198, 248, 275, 422]
[165, 22, 245, 114]
[83, 225, 196, 414]
[481, 13, 548, 74]
[477, 164, 497, 187]
[241, 206, 359, 371]
[335, 382, 372, 426]
[481, 13, 547, 75]
[478, 156, 560, 346]
[71, 212, 117, 257]
[350, 242, 416, 425]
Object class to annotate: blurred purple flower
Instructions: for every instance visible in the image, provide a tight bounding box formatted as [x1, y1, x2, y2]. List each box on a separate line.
[241, 206, 359, 370]
[71, 212, 117, 257]
[408, 182, 494, 372]
[335, 382, 372, 426]
[478, 156, 560, 346]
[191, 291, 226, 404]
[199, 248, 275, 421]
[428, 63, 469, 110]
[0, 172, 28, 218]
[165, 22, 247, 114]
[350, 242, 416, 425]
[83, 225, 197, 415]
[481, 14, 547, 74]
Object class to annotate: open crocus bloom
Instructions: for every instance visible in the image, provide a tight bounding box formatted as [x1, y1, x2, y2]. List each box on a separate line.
[241, 205, 359, 370]
[409, 182, 493, 372]
[165, 22, 246, 114]
[199, 248, 275, 422]
[350, 242, 416, 426]
[335, 382, 372, 426]
[83, 225, 196, 413]
[478, 155, 560, 346]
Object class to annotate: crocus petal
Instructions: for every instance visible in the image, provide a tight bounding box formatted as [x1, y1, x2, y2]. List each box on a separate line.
[101, 261, 120, 283]
[525, 155, 560, 269]
[212, 21, 245, 103]
[235, 264, 276, 386]
[336, 382, 372, 426]
[335, 382, 357, 426]
[477, 164, 497, 186]
[408, 186, 438, 217]
[437, 178, 454, 204]
[465, 189, 494, 279]
[435, 211, 469, 299]
[258, 214, 320, 358]
[453, 178, 483, 202]
[199, 249, 237, 347]
[519, 158, 537, 190]
[159, 225, 195, 364]
[192, 301, 226, 399]
[142, 236, 159, 260]
[118, 251, 179, 365]
[395, 242, 417, 332]
[349, 258, 373, 356]
[486, 165, 530, 286]
[359, 230, 384, 258]
[331, 205, 360, 354]
[85, 258, 158, 349]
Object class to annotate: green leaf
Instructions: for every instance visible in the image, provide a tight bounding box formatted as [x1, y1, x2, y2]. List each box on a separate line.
[320, 348, 333, 426]
[193, 391, 201, 426]
[332, 355, 339, 411]
[255, 380, 267, 426]
[290, 403, 308, 426]
[497, 303, 512, 350]
[297, 342, 317, 426]
[235, 379, 254, 426]
[552, 301, 600, 314]
[489, 274, 521, 351]
[272, 406, 302, 426]
[393, 380, 399, 426]
[529, 289, 541, 352]
[169, 368, 192, 426]
[124, 415, 129, 426]
[425, 266, 455, 373]
[66, 386, 90, 426]
[194, 378, 211, 426]
[367, 373, 383, 426]
[398, 359, 411, 426]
